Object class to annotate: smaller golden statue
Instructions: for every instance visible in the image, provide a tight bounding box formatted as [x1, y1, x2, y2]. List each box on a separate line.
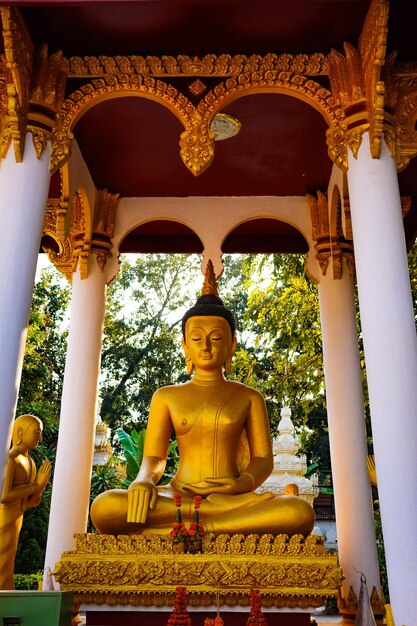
[0, 414, 51, 589]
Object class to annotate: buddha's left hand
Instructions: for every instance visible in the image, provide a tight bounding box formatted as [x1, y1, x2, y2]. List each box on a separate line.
[183, 473, 254, 496]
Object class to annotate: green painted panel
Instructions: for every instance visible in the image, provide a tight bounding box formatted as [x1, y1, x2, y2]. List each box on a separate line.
[0, 591, 73, 626]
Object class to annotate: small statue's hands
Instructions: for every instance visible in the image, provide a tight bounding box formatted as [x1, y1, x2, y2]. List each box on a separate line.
[34, 459, 52, 493]
[184, 473, 254, 496]
[127, 482, 158, 524]
[367, 454, 378, 487]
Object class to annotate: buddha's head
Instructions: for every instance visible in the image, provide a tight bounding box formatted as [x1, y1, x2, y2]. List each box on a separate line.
[182, 261, 237, 375]
[12, 414, 43, 450]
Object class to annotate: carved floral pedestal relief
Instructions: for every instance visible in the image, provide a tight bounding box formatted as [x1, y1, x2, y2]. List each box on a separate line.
[54, 533, 343, 610]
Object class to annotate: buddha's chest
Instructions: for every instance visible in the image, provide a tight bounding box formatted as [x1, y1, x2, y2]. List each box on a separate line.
[170, 384, 249, 438]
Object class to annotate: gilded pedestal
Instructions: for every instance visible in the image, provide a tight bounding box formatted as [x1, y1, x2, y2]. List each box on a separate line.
[54, 533, 342, 609]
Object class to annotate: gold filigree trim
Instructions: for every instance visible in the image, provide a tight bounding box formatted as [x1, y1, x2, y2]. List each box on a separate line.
[307, 191, 355, 280]
[63, 53, 329, 78]
[189, 79, 206, 96]
[51, 69, 345, 177]
[42, 188, 91, 281]
[0, 6, 33, 162]
[358, 0, 389, 159]
[43, 187, 120, 279]
[27, 44, 67, 158]
[327, 0, 389, 169]
[91, 188, 120, 273]
[0, 10, 67, 163]
[386, 57, 417, 171]
[54, 533, 342, 609]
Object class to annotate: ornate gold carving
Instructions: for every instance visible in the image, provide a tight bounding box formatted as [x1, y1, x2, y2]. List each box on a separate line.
[50, 75, 195, 174]
[43, 189, 91, 281]
[327, 0, 389, 169]
[27, 44, 67, 158]
[43, 187, 120, 279]
[386, 58, 417, 171]
[189, 79, 206, 96]
[0, 11, 67, 163]
[53, 533, 342, 609]
[179, 114, 215, 177]
[91, 189, 120, 272]
[0, 7, 34, 162]
[338, 584, 385, 617]
[358, 0, 389, 159]
[51, 61, 344, 177]
[307, 191, 355, 280]
[63, 53, 329, 78]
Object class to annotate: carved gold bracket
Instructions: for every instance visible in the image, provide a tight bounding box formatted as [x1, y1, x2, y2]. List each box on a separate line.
[307, 191, 355, 280]
[43, 187, 120, 281]
[28, 43, 67, 158]
[91, 189, 120, 272]
[43, 189, 91, 281]
[0, 8, 67, 164]
[326, 0, 390, 170]
[385, 56, 417, 171]
[0, 7, 33, 162]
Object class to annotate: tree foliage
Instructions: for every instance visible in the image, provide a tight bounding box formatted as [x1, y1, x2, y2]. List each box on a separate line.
[99, 254, 201, 433]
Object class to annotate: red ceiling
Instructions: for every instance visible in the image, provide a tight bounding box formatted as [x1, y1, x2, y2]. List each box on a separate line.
[10, 0, 417, 249]
[73, 94, 331, 198]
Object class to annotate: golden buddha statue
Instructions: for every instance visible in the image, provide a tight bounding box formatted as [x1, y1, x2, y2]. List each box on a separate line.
[91, 262, 315, 537]
[0, 414, 51, 589]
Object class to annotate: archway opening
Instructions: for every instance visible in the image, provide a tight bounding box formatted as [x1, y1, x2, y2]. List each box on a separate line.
[222, 218, 308, 254]
[119, 220, 204, 253]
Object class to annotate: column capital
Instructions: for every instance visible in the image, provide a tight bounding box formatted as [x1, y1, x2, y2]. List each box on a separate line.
[306, 191, 355, 281]
[43, 187, 120, 283]
[0, 7, 67, 165]
[326, 0, 391, 171]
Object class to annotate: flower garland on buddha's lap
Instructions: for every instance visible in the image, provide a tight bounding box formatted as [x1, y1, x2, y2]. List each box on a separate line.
[170, 494, 204, 554]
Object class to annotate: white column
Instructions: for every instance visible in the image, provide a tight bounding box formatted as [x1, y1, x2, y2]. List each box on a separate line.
[44, 257, 108, 581]
[318, 259, 380, 608]
[0, 136, 51, 489]
[347, 133, 417, 626]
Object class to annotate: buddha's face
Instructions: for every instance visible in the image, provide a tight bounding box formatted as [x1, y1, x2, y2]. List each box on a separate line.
[14, 417, 43, 450]
[183, 316, 236, 371]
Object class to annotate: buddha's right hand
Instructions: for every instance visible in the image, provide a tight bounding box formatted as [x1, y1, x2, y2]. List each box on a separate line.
[127, 481, 158, 523]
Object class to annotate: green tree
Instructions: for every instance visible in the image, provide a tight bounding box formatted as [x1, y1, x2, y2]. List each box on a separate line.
[99, 254, 201, 434]
[224, 254, 325, 436]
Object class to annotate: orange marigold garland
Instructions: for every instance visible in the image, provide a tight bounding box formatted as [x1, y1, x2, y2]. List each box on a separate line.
[188, 495, 204, 554]
[204, 618, 224, 626]
[246, 589, 267, 626]
[167, 586, 192, 626]
[170, 493, 188, 553]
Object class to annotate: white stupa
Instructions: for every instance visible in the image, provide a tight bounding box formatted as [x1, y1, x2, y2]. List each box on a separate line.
[257, 405, 319, 506]
[93, 417, 113, 466]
